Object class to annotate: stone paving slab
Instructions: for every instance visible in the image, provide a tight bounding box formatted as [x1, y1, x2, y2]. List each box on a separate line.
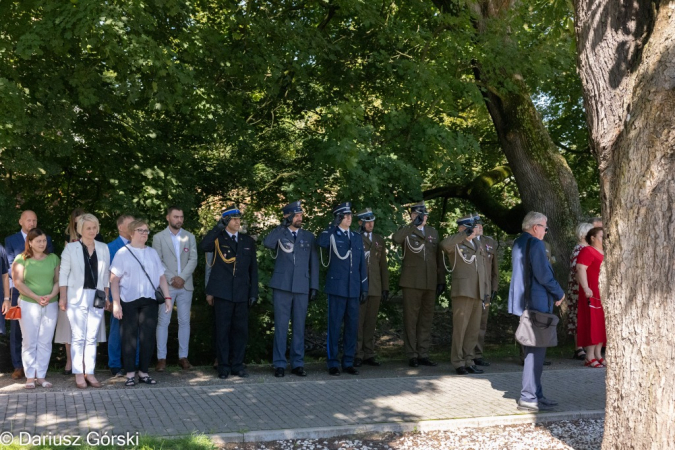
[0, 368, 605, 441]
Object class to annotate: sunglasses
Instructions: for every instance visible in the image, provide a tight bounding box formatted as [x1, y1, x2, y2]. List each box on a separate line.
[535, 224, 549, 233]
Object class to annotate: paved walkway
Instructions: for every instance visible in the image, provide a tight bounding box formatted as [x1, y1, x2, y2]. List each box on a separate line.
[0, 364, 605, 443]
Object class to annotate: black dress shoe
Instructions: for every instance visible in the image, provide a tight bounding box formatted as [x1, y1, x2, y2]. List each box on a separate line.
[418, 358, 438, 367]
[291, 367, 307, 377]
[363, 357, 381, 366]
[231, 370, 249, 378]
[328, 367, 340, 376]
[474, 358, 491, 366]
[110, 367, 121, 377]
[456, 367, 468, 375]
[408, 358, 419, 368]
[354, 358, 363, 367]
[218, 372, 229, 379]
[274, 367, 285, 378]
[466, 365, 484, 374]
[343, 366, 359, 375]
[543, 360, 552, 366]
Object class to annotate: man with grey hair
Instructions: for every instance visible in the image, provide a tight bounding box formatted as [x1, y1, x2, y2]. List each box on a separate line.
[589, 217, 602, 228]
[508, 211, 565, 412]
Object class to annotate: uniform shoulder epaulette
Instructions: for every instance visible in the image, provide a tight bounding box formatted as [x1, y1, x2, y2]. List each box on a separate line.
[352, 230, 361, 236]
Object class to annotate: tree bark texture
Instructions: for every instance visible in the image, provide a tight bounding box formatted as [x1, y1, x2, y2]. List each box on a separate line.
[575, 1, 675, 448]
[465, 0, 582, 284]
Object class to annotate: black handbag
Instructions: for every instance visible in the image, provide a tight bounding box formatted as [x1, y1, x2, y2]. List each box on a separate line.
[514, 239, 559, 347]
[81, 241, 107, 309]
[124, 245, 166, 304]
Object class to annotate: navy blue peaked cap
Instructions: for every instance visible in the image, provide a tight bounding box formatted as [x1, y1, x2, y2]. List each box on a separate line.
[332, 202, 353, 216]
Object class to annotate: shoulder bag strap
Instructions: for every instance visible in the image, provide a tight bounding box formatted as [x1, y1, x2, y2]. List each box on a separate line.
[524, 238, 532, 310]
[80, 241, 98, 285]
[124, 245, 158, 290]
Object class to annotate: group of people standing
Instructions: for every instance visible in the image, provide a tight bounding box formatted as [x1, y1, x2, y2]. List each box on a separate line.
[0, 209, 197, 389]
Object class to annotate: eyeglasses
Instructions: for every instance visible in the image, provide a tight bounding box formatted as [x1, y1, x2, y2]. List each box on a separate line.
[135, 229, 150, 234]
[535, 224, 549, 233]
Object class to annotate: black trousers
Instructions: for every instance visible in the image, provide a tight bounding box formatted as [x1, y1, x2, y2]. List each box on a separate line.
[214, 297, 248, 374]
[120, 297, 158, 374]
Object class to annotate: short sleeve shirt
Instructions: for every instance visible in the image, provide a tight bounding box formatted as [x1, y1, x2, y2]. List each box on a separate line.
[110, 246, 166, 302]
[14, 253, 60, 304]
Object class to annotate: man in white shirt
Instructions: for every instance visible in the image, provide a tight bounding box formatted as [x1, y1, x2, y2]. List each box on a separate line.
[152, 206, 198, 371]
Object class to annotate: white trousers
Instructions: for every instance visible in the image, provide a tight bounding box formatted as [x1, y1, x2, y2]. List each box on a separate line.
[19, 300, 58, 378]
[156, 287, 193, 359]
[66, 289, 104, 374]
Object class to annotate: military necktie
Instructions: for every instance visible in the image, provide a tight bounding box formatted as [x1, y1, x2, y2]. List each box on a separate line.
[292, 231, 297, 241]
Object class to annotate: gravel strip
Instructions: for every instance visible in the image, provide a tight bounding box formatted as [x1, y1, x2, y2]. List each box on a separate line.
[221, 420, 604, 450]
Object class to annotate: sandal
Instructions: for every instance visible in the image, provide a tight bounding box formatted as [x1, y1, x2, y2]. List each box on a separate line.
[38, 380, 52, 388]
[124, 377, 136, 387]
[25, 380, 36, 390]
[585, 358, 603, 368]
[572, 348, 587, 360]
[137, 375, 157, 385]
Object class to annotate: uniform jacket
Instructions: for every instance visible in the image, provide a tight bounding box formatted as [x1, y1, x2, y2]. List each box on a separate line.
[152, 228, 198, 291]
[199, 227, 259, 303]
[479, 235, 500, 294]
[59, 241, 111, 304]
[361, 232, 389, 296]
[318, 225, 368, 298]
[263, 226, 319, 294]
[392, 224, 445, 290]
[5, 231, 54, 286]
[440, 232, 487, 301]
[508, 232, 564, 316]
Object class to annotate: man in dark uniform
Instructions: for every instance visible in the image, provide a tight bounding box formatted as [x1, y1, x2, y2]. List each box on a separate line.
[318, 202, 368, 376]
[199, 205, 259, 379]
[263, 201, 319, 378]
[392, 202, 446, 368]
[354, 208, 389, 367]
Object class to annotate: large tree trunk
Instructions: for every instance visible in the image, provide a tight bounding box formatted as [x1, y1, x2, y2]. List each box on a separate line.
[575, 1, 675, 447]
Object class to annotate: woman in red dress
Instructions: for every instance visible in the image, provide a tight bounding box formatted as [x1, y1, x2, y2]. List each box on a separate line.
[576, 227, 606, 368]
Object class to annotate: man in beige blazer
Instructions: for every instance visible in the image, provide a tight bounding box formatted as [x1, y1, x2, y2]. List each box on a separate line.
[440, 215, 488, 375]
[152, 206, 198, 371]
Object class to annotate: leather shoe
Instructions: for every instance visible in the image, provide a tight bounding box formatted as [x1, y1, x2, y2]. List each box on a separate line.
[474, 358, 491, 366]
[354, 358, 363, 367]
[155, 359, 166, 372]
[231, 370, 249, 378]
[517, 399, 553, 412]
[343, 366, 359, 375]
[363, 357, 381, 366]
[408, 358, 419, 368]
[11, 368, 24, 380]
[274, 367, 285, 378]
[455, 367, 468, 375]
[218, 372, 229, 379]
[543, 360, 552, 366]
[109, 367, 121, 377]
[328, 367, 340, 376]
[538, 397, 559, 406]
[178, 358, 193, 370]
[466, 365, 484, 374]
[418, 358, 438, 367]
[291, 367, 307, 377]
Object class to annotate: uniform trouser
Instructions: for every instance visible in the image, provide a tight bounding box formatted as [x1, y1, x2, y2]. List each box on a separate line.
[521, 346, 547, 403]
[450, 296, 483, 368]
[18, 300, 58, 378]
[326, 294, 359, 369]
[120, 298, 157, 374]
[67, 289, 104, 374]
[10, 288, 23, 369]
[272, 289, 308, 369]
[402, 288, 435, 359]
[356, 295, 381, 360]
[214, 297, 248, 374]
[156, 287, 193, 360]
[474, 303, 490, 359]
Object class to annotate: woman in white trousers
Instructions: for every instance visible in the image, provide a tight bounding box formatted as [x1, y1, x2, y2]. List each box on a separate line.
[59, 214, 110, 389]
[12, 229, 61, 389]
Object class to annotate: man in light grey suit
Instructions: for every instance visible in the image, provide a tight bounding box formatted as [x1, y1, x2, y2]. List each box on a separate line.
[263, 201, 319, 377]
[153, 206, 198, 371]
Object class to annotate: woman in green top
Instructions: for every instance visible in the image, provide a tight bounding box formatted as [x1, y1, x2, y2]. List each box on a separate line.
[13, 228, 60, 389]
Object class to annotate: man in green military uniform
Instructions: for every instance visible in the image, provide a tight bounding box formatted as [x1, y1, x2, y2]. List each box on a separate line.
[355, 208, 389, 367]
[392, 202, 446, 368]
[473, 215, 499, 367]
[440, 215, 489, 375]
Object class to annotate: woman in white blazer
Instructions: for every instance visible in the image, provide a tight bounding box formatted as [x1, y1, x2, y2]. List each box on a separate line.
[59, 214, 110, 389]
